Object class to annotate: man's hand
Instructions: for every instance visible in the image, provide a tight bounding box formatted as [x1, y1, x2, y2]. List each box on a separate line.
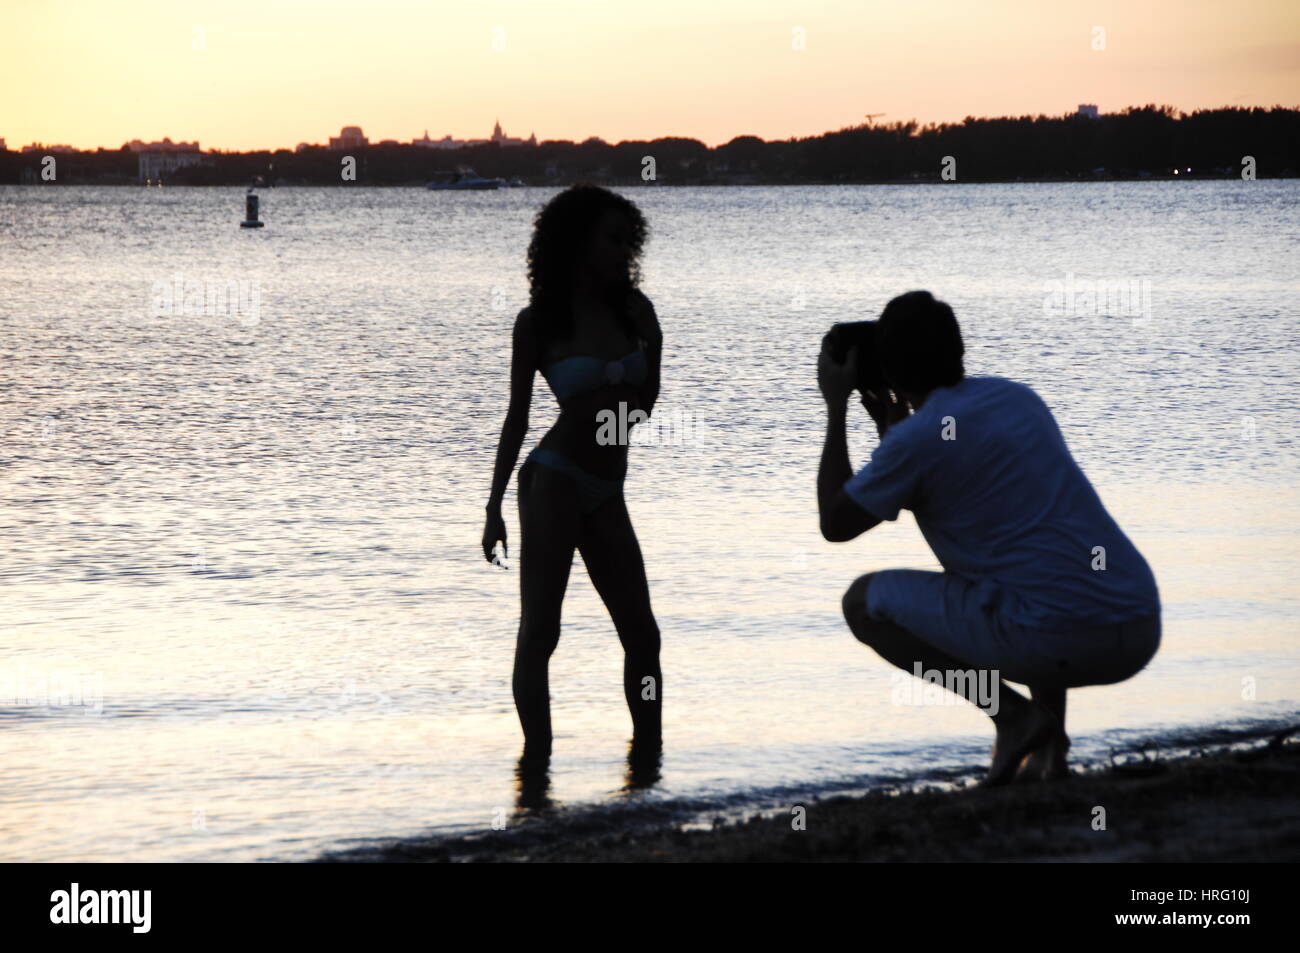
[818, 334, 909, 435]
[817, 338, 856, 404]
[860, 386, 910, 437]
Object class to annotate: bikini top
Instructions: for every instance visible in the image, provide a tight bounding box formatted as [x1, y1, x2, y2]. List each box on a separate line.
[541, 345, 648, 403]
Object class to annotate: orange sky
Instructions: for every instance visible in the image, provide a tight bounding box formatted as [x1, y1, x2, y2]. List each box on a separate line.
[2, 0, 1297, 151]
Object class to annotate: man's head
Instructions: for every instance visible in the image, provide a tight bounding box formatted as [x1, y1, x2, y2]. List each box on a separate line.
[877, 291, 965, 400]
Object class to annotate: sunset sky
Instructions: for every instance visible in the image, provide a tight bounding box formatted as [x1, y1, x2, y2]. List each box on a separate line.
[3, 0, 1297, 151]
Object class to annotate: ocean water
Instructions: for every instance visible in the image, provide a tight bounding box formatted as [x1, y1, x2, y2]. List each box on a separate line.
[0, 182, 1297, 862]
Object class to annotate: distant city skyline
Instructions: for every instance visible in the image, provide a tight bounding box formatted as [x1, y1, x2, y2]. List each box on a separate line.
[6, 122, 545, 155]
[5, 102, 1288, 157]
[3, 0, 1297, 152]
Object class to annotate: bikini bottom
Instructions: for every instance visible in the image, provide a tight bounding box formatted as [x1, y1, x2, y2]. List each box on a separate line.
[522, 446, 624, 515]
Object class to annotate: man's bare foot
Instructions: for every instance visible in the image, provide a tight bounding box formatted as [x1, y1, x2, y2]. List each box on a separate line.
[982, 701, 1058, 787]
[1014, 732, 1071, 783]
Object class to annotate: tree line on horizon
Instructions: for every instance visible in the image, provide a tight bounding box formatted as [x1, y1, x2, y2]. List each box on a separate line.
[3, 106, 1296, 186]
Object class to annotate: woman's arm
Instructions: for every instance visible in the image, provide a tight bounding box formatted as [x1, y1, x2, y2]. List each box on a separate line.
[630, 291, 662, 418]
[484, 308, 537, 534]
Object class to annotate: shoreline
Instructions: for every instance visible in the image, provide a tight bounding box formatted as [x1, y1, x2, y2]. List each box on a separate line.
[316, 719, 1300, 863]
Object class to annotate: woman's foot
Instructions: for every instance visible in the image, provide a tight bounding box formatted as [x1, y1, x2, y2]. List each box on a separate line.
[518, 742, 551, 774]
[625, 736, 663, 790]
[982, 700, 1058, 787]
[1014, 732, 1071, 782]
[514, 750, 552, 810]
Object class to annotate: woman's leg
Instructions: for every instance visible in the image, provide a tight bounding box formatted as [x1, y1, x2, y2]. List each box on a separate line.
[514, 460, 581, 763]
[576, 494, 662, 749]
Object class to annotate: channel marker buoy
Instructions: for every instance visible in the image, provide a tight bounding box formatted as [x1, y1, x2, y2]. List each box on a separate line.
[240, 189, 264, 228]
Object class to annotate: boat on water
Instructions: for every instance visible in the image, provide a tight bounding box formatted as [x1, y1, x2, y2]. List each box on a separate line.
[426, 169, 501, 190]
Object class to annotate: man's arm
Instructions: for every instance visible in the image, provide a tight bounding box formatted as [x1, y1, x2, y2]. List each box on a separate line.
[816, 344, 882, 542]
[818, 393, 881, 542]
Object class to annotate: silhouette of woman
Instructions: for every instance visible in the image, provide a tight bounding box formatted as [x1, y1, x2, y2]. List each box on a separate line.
[482, 185, 663, 779]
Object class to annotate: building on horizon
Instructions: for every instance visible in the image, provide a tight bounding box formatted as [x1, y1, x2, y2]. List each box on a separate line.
[411, 120, 536, 150]
[489, 120, 535, 147]
[124, 137, 201, 153]
[118, 137, 206, 183]
[1076, 104, 1100, 119]
[0, 138, 6, 151]
[137, 151, 207, 183]
[21, 142, 79, 153]
[328, 126, 369, 150]
[410, 129, 468, 150]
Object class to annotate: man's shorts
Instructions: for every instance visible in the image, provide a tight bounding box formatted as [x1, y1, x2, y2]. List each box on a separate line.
[864, 569, 1160, 688]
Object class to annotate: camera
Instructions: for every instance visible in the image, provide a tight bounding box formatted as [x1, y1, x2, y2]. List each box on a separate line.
[824, 320, 890, 398]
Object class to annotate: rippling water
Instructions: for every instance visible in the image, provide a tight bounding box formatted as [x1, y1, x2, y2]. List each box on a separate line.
[1, 182, 1297, 861]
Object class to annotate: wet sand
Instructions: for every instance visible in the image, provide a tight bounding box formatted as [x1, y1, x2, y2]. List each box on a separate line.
[317, 725, 1299, 862]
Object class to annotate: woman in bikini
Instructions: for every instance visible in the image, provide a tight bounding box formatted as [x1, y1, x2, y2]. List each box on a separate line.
[482, 185, 663, 778]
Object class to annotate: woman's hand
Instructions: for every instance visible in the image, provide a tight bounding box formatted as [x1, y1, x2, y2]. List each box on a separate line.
[482, 507, 507, 565]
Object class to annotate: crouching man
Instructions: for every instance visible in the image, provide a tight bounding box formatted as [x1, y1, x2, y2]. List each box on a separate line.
[817, 291, 1160, 785]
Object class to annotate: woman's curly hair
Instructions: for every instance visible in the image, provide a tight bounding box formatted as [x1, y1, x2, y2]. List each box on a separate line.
[526, 184, 647, 345]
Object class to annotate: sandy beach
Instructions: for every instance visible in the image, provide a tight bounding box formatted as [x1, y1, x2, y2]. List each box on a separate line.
[317, 724, 1299, 862]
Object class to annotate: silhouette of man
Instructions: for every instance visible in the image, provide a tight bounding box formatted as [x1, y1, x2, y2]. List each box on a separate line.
[817, 291, 1160, 785]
